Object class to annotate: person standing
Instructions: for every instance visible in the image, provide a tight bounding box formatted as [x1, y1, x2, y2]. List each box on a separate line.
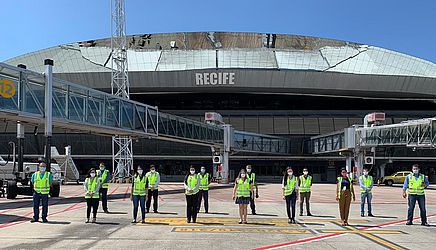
[84, 168, 101, 223]
[246, 165, 258, 215]
[197, 166, 211, 213]
[359, 168, 374, 217]
[184, 166, 200, 223]
[30, 162, 53, 223]
[403, 164, 430, 226]
[232, 169, 252, 224]
[299, 168, 312, 216]
[146, 165, 160, 213]
[283, 167, 299, 224]
[130, 165, 148, 224]
[97, 162, 111, 213]
[336, 168, 355, 226]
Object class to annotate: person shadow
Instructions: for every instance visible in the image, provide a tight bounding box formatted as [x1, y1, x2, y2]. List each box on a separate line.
[93, 222, 120, 225]
[100, 211, 128, 215]
[46, 221, 71, 225]
[305, 215, 336, 218]
[199, 212, 229, 215]
[153, 212, 178, 215]
[251, 213, 278, 217]
[370, 215, 398, 219]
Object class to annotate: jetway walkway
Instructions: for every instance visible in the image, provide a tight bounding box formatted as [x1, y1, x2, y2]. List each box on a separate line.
[309, 115, 435, 179]
[310, 118, 436, 154]
[0, 62, 289, 154]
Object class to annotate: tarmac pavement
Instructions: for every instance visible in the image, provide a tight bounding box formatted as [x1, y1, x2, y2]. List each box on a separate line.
[0, 183, 435, 250]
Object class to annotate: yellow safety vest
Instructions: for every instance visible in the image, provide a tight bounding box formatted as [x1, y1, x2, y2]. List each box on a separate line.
[33, 171, 51, 195]
[284, 176, 297, 196]
[236, 178, 251, 198]
[85, 177, 100, 199]
[408, 174, 425, 195]
[97, 169, 109, 188]
[337, 177, 353, 198]
[299, 175, 312, 193]
[359, 175, 373, 193]
[186, 175, 199, 195]
[133, 175, 147, 196]
[198, 173, 209, 191]
[146, 172, 159, 190]
[247, 173, 256, 183]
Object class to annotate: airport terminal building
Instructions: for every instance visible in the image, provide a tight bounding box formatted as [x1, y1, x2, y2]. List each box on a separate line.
[2, 32, 436, 182]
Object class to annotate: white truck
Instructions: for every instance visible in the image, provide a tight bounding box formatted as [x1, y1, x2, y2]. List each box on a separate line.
[0, 144, 63, 199]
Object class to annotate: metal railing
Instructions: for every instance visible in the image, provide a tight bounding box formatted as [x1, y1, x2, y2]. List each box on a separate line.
[310, 118, 436, 154]
[233, 130, 289, 154]
[356, 118, 436, 148]
[0, 62, 289, 154]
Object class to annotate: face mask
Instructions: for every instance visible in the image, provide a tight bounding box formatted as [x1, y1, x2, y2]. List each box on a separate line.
[303, 171, 308, 175]
[246, 169, 252, 173]
[40, 167, 46, 172]
[190, 170, 195, 175]
[201, 169, 206, 173]
[138, 170, 143, 175]
[90, 173, 96, 177]
[240, 173, 246, 178]
[99, 166, 105, 170]
[151, 169, 155, 173]
[413, 169, 419, 174]
[288, 172, 293, 176]
[363, 171, 368, 176]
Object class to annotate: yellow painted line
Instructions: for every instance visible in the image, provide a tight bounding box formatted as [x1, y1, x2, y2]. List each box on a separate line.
[142, 217, 299, 227]
[360, 232, 405, 250]
[346, 226, 405, 250]
[172, 227, 312, 234]
[302, 219, 368, 223]
[319, 230, 402, 234]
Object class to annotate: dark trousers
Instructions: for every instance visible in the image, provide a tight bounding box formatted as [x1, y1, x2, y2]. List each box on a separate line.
[146, 189, 159, 212]
[186, 193, 199, 221]
[99, 187, 108, 211]
[132, 195, 146, 220]
[33, 192, 49, 220]
[86, 198, 99, 219]
[339, 190, 352, 222]
[300, 192, 311, 214]
[197, 190, 209, 213]
[285, 192, 297, 220]
[250, 191, 256, 213]
[408, 194, 427, 223]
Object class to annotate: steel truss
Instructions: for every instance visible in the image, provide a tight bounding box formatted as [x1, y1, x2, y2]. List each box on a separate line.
[0, 62, 289, 155]
[310, 118, 436, 154]
[356, 118, 436, 148]
[111, 0, 132, 179]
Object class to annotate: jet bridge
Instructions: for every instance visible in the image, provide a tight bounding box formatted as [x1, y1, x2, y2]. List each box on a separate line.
[310, 114, 436, 177]
[0, 61, 290, 183]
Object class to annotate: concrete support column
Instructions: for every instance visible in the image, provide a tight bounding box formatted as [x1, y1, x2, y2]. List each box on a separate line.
[379, 163, 386, 178]
[44, 59, 54, 171]
[346, 156, 353, 178]
[16, 123, 24, 172]
[219, 124, 233, 184]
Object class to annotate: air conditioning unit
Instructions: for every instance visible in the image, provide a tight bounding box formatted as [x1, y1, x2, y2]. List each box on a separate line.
[205, 112, 224, 125]
[213, 155, 222, 164]
[365, 156, 374, 165]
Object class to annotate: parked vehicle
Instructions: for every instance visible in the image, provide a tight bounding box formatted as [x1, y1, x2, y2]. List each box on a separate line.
[382, 171, 428, 186]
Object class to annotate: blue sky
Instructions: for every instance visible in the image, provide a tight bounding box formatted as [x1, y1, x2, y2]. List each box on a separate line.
[1, 0, 435, 62]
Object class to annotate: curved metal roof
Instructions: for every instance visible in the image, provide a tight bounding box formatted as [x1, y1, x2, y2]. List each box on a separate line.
[3, 32, 436, 99]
